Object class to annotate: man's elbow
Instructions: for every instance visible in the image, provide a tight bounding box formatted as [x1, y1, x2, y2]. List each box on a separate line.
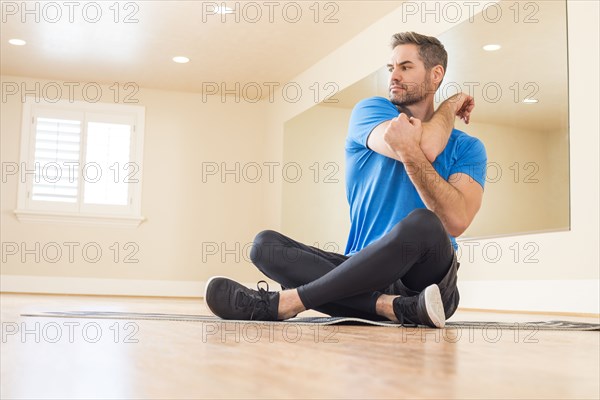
[447, 219, 469, 238]
[420, 137, 443, 163]
[420, 142, 439, 163]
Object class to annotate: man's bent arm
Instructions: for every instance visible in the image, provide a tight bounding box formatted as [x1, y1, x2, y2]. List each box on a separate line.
[367, 93, 473, 163]
[401, 146, 483, 237]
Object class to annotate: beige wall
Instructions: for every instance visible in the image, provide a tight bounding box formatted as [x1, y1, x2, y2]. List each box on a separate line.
[282, 105, 351, 251]
[544, 127, 570, 228]
[1, 76, 271, 284]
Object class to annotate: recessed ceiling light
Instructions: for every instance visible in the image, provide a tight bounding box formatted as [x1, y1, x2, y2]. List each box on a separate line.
[172, 56, 190, 64]
[523, 98, 539, 104]
[8, 39, 26, 46]
[216, 6, 234, 14]
[483, 44, 501, 51]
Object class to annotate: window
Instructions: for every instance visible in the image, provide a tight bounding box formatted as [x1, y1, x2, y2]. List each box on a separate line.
[15, 97, 146, 227]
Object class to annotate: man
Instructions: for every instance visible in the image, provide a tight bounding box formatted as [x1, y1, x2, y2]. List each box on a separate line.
[205, 32, 487, 328]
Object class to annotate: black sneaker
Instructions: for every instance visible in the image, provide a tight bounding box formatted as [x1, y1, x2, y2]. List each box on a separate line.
[204, 276, 280, 321]
[393, 284, 446, 328]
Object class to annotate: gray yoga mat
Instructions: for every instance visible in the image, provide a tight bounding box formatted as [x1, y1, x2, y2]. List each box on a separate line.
[21, 311, 600, 331]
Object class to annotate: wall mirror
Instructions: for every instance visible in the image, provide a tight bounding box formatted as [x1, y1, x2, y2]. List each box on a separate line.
[282, 0, 569, 251]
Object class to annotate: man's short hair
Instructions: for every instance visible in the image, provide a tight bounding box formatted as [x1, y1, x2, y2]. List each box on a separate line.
[391, 32, 448, 73]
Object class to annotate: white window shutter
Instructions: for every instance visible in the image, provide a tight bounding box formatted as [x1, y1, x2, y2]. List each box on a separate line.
[31, 117, 81, 203]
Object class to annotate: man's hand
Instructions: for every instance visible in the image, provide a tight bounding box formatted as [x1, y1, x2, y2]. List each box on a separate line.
[382, 113, 423, 163]
[447, 92, 475, 124]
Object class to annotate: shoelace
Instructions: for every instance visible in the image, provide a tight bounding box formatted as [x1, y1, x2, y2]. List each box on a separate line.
[235, 280, 274, 320]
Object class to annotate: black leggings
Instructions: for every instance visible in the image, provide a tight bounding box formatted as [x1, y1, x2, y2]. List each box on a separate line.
[250, 209, 454, 319]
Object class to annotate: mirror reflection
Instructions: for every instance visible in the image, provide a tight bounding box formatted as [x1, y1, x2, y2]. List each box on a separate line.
[282, 0, 569, 249]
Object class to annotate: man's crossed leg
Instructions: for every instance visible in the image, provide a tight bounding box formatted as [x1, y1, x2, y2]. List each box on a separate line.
[205, 209, 460, 328]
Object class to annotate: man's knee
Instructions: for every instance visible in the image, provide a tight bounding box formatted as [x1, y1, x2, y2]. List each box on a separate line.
[250, 230, 284, 268]
[406, 208, 442, 227]
[401, 209, 446, 243]
[383, 209, 448, 258]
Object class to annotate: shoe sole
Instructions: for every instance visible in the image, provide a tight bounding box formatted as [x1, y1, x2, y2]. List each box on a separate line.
[423, 284, 446, 328]
[204, 275, 231, 317]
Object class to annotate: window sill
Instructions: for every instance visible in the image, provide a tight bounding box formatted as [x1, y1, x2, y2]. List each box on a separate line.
[13, 209, 146, 228]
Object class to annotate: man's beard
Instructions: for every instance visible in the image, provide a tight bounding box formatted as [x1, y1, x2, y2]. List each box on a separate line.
[389, 76, 432, 107]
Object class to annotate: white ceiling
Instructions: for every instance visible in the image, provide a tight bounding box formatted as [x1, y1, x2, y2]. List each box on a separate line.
[1, 1, 402, 92]
[323, 0, 569, 132]
[1, 0, 569, 132]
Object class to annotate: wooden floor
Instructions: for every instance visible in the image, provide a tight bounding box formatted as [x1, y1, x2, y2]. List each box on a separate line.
[1, 293, 598, 399]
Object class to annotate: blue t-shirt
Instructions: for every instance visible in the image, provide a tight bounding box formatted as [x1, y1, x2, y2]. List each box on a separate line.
[345, 96, 487, 255]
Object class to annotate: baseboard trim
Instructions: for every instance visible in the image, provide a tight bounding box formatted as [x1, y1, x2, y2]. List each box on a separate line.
[0, 275, 205, 298]
[1, 275, 598, 314]
[0, 275, 279, 299]
[457, 279, 599, 314]
[457, 307, 599, 318]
